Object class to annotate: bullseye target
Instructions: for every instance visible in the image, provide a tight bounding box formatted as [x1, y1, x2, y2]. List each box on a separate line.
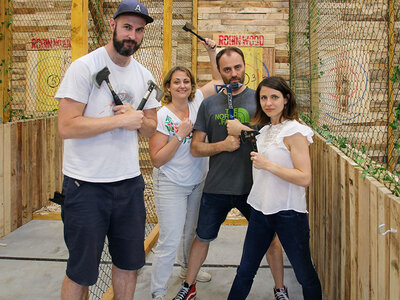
[319, 55, 368, 122]
[28, 50, 70, 111]
[241, 48, 270, 90]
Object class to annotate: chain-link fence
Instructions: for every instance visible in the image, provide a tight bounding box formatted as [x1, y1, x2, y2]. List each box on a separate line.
[9, 0, 71, 120]
[290, 0, 400, 196]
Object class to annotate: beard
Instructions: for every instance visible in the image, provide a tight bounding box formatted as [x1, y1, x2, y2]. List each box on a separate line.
[113, 28, 141, 57]
[222, 71, 245, 90]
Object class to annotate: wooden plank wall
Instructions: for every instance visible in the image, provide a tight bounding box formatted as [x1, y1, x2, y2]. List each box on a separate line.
[196, 0, 289, 86]
[309, 132, 400, 300]
[0, 117, 63, 237]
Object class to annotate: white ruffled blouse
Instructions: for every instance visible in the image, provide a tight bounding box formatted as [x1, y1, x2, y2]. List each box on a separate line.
[247, 120, 314, 215]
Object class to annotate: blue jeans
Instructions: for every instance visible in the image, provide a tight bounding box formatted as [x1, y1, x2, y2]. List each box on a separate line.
[151, 168, 204, 297]
[228, 209, 322, 300]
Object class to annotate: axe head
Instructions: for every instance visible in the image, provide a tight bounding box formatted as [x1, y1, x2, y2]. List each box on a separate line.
[215, 82, 243, 93]
[240, 130, 260, 152]
[147, 80, 164, 102]
[182, 22, 196, 31]
[93, 66, 110, 88]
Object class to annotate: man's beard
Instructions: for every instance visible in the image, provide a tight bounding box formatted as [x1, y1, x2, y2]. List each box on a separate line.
[222, 72, 245, 89]
[113, 29, 141, 57]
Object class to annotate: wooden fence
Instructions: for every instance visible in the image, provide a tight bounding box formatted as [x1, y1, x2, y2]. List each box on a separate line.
[309, 133, 400, 300]
[0, 117, 63, 237]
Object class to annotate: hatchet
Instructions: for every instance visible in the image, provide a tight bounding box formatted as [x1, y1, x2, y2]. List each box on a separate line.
[137, 80, 163, 110]
[182, 22, 206, 42]
[93, 66, 123, 106]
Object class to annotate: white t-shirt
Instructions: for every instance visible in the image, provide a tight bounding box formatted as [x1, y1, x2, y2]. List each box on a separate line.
[156, 89, 207, 186]
[55, 47, 161, 182]
[247, 120, 314, 215]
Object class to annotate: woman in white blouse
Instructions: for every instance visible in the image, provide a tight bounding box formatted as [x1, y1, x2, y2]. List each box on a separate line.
[228, 76, 322, 300]
[148, 38, 222, 300]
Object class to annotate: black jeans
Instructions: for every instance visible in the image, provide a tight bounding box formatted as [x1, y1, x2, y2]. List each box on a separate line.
[228, 209, 322, 300]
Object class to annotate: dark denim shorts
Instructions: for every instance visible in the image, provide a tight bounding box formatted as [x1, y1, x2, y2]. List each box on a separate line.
[61, 175, 146, 286]
[196, 193, 250, 242]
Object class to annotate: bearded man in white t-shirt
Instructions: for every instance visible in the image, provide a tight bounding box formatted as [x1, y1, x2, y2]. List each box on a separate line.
[55, 1, 160, 299]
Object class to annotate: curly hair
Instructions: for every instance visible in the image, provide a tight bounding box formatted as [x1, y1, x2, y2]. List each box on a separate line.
[162, 66, 196, 105]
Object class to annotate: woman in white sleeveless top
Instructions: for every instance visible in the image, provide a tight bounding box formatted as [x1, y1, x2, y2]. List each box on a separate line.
[228, 76, 322, 300]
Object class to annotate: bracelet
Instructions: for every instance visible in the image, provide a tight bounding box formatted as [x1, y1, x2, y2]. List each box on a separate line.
[175, 134, 183, 142]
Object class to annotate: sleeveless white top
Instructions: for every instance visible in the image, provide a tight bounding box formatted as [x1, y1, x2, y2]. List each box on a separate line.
[247, 120, 314, 215]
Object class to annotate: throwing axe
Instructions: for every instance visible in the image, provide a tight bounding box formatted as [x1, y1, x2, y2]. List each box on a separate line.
[215, 83, 243, 120]
[137, 80, 164, 110]
[241, 130, 260, 152]
[182, 22, 206, 42]
[93, 66, 123, 106]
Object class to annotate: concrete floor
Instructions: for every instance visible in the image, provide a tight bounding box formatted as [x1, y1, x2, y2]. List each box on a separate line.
[0, 220, 302, 300]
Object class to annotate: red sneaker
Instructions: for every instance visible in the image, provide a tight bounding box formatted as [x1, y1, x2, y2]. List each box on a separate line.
[172, 282, 196, 300]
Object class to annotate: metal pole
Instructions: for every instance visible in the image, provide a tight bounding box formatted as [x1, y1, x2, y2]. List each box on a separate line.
[309, 0, 319, 124]
[387, 0, 395, 172]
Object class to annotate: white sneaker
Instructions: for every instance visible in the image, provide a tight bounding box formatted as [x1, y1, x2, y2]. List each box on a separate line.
[179, 267, 212, 282]
[153, 295, 165, 300]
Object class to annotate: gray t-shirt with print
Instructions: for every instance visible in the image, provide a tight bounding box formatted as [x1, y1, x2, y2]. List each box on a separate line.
[194, 87, 257, 195]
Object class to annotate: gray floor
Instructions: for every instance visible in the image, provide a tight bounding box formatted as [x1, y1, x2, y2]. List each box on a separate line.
[0, 220, 302, 300]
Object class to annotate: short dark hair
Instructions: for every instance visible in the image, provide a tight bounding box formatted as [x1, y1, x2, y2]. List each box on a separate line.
[251, 76, 298, 126]
[162, 66, 196, 104]
[216, 46, 245, 70]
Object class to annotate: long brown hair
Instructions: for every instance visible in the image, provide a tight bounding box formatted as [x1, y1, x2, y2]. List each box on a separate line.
[251, 76, 298, 126]
[162, 66, 196, 104]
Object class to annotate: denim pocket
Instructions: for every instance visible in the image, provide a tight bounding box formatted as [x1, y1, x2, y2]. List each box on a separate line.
[62, 176, 85, 207]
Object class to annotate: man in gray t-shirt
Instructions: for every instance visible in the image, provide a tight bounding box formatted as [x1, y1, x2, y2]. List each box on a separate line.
[172, 47, 289, 300]
[194, 87, 256, 195]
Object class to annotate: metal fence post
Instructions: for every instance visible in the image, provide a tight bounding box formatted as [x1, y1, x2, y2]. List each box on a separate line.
[309, 0, 319, 124]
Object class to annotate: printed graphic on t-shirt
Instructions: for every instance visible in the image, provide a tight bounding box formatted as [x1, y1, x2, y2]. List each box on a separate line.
[99, 89, 135, 116]
[214, 107, 250, 125]
[164, 115, 192, 143]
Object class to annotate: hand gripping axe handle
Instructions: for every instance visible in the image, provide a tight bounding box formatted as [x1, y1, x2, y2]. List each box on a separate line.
[215, 82, 243, 120]
[137, 80, 163, 110]
[93, 66, 123, 106]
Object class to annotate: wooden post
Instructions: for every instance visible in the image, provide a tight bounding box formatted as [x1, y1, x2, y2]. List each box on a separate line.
[309, 0, 319, 124]
[71, 0, 89, 62]
[387, 0, 395, 172]
[191, 0, 198, 80]
[0, 0, 12, 123]
[89, 0, 107, 48]
[162, 0, 173, 79]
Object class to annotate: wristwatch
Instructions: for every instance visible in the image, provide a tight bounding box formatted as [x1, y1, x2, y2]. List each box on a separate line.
[175, 135, 183, 142]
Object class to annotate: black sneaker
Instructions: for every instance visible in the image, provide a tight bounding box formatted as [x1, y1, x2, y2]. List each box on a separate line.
[172, 282, 196, 300]
[274, 286, 289, 300]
